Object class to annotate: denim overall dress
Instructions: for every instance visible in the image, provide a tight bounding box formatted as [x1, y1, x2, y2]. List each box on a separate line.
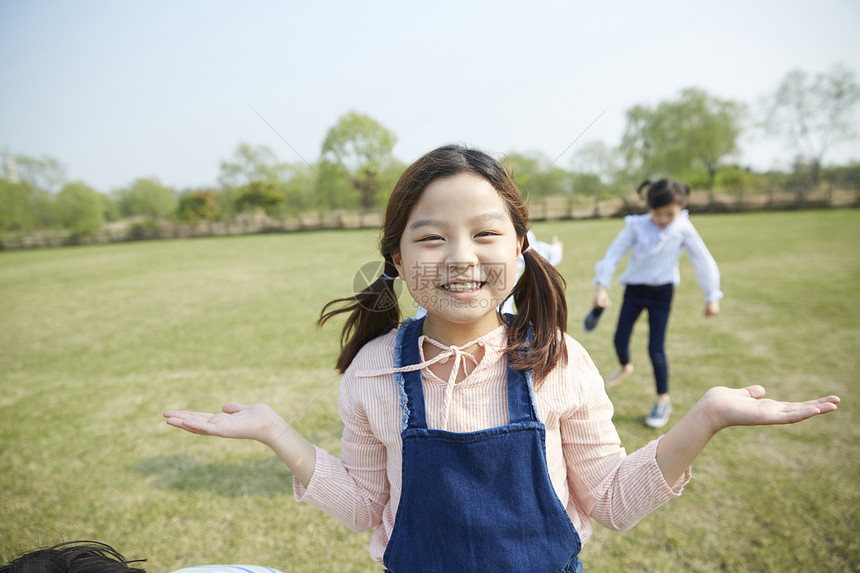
[383, 317, 583, 572]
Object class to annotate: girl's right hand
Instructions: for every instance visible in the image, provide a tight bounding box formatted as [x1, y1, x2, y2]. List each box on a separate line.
[594, 285, 610, 309]
[164, 403, 286, 446]
[165, 403, 316, 487]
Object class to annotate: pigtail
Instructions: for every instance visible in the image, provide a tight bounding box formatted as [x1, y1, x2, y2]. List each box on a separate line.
[318, 257, 401, 374]
[506, 247, 568, 387]
[636, 179, 652, 198]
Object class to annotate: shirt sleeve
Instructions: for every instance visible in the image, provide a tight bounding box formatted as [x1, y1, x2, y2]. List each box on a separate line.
[594, 222, 634, 288]
[682, 220, 723, 302]
[293, 369, 389, 532]
[561, 347, 691, 532]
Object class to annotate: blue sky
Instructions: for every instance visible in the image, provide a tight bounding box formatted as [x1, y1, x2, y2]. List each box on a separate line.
[1, 0, 858, 192]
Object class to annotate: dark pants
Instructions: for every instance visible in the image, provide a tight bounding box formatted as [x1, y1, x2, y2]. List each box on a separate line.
[614, 284, 674, 395]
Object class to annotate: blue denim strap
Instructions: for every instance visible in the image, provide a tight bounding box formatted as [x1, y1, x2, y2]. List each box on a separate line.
[504, 314, 538, 424]
[395, 316, 538, 430]
[394, 317, 428, 430]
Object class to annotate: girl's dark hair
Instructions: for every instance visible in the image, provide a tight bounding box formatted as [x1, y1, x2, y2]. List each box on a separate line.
[637, 179, 690, 209]
[1, 541, 146, 573]
[318, 144, 568, 385]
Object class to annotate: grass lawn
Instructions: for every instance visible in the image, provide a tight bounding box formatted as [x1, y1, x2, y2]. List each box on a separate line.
[1, 209, 857, 572]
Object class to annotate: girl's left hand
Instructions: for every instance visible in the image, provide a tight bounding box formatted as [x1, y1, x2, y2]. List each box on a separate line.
[705, 300, 720, 317]
[701, 385, 840, 433]
[657, 386, 840, 486]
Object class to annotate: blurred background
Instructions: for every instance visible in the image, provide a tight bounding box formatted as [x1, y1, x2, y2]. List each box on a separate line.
[1, 0, 859, 239]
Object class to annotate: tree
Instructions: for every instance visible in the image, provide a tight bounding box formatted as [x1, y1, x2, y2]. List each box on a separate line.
[7, 153, 67, 193]
[822, 162, 860, 191]
[376, 158, 408, 208]
[218, 143, 286, 188]
[177, 190, 221, 222]
[99, 192, 120, 222]
[2, 152, 65, 228]
[55, 182, 104, 234]
[506, 151, 543, 199]
[569, 140, 624, 199]
[713, 166, 766, 203]
[314, 160, 356, 211]
[217, 143, 283, 219]
[569, 140, 622, 184]
[234, 181, 285, 216]
[505, 151, 571, 201]
[762, 64, 860, 185]
[621, 88, 747, 189]
[319, 111, 397, 210]
[279, 162, 326, 214]
[115, 178, 177, 219]
[570, 172, 606, 199]
[0, 179, 38, 232]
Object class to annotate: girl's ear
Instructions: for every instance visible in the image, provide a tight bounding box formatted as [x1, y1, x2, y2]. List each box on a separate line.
[391, 250, 403, 279]
[516, 235, 525, 258]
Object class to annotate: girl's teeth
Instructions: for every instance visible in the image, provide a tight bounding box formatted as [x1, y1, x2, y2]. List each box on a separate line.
[445, 282, 479, 292]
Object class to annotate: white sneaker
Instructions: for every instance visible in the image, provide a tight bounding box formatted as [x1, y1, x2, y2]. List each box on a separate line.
[645, 401, 672, 428]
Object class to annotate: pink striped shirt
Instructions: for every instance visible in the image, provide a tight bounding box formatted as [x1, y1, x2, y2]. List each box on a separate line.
[294, 324, 691, 567]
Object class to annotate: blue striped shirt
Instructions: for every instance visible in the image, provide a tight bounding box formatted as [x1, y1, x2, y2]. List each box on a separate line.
[594, 210, 723, 302]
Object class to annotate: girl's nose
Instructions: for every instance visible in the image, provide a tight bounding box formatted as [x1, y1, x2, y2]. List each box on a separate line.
[446, 239, 479, 270]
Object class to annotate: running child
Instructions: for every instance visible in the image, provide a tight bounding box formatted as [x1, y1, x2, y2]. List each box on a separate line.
[592, 179, 722, 428]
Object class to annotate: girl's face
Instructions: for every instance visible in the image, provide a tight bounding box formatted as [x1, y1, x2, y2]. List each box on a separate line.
[649, 202, 683, 229]
[392, 173, 522, 343]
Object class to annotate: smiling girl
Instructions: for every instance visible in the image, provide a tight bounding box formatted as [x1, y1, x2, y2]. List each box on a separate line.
[165, 147, 838, 572]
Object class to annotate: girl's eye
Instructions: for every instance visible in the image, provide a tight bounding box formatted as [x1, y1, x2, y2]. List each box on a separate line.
[419, 235, 443, 242]
[475, 231, 498, 238]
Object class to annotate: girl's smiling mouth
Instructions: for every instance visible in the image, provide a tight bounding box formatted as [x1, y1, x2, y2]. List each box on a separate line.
[440, 281, 486, 293]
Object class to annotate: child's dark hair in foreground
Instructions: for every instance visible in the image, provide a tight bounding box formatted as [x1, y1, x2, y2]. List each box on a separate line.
[0, 541, 145, 573]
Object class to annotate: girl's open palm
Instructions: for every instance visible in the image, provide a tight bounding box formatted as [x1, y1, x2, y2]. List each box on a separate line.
[165, 403, 315, 486]
[704, 385, 840, 431]
[164, 403, 278, 443]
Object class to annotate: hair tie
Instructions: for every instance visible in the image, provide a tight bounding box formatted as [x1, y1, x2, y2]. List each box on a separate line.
[521, 245, 530, 254]
[381, 272, 397, 281]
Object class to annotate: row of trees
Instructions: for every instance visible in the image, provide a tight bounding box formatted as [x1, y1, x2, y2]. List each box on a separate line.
[2, 64, 858, 236]
[0, 109, 409, 236]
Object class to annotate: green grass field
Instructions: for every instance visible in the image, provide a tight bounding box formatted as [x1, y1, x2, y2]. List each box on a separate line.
[1, 209, 858, 572]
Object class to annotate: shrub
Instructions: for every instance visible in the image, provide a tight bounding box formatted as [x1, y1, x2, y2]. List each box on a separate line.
[177, 190, 221, 222]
